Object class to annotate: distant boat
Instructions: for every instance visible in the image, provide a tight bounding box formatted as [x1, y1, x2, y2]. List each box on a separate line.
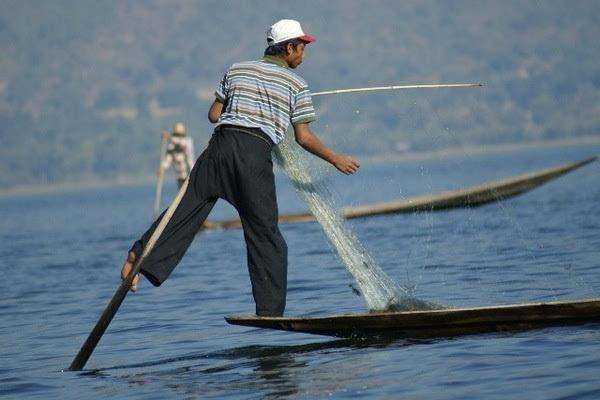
[203, 156, 597, 230]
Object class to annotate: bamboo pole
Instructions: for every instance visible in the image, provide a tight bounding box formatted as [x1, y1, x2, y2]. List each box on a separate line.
[153, 132, 169, 218]
[312, 83, 483, 97]
[68, 178, 190, 371]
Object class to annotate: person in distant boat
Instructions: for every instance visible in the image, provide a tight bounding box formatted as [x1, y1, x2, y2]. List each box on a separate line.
[161, 122, 195, 188]
[121, 19, 360, 317]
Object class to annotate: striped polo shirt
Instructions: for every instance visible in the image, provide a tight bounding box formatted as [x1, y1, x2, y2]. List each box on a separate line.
[214, 56, 316, 144]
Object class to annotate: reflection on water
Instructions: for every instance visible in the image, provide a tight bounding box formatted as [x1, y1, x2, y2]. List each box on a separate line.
[86, 337, 426, 399]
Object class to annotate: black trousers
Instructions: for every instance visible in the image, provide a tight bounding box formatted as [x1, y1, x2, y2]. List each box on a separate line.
[130, 126, 288, 316]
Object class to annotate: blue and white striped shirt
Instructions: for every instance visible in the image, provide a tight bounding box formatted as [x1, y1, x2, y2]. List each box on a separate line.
[214, 56, 316, 144]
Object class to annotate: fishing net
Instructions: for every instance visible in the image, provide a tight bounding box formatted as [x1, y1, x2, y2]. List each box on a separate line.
[275, 134, 441, 311]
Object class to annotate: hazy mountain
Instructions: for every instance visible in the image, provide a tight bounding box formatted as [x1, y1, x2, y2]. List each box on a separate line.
[1, 0, 598, 188]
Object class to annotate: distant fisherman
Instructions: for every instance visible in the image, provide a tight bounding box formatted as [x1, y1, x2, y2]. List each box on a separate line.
[121, 19, 360, 316]
[161, 122, 195, 188]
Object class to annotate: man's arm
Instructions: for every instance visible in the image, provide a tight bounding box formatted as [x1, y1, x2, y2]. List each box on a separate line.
[208, 99, 224, 123]
[293, 123, 360, 175]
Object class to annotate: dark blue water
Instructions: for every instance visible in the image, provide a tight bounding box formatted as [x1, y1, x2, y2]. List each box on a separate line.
[1, 145, 599, 399]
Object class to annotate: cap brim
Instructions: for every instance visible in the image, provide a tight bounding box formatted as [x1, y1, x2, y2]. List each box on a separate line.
[299, 34, 316, 43]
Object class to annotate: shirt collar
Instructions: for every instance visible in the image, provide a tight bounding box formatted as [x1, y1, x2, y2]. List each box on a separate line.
[262, 55, 289, 68]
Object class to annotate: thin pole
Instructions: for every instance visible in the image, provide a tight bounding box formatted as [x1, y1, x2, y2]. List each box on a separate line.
[68, 178, 190, 371]
[153, 132, 169, 218]
[312, 83, 483, 97]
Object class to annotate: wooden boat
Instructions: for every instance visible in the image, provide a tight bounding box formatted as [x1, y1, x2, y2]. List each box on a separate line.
[204, 156, 597, 230]
[226, 298, 600, 339]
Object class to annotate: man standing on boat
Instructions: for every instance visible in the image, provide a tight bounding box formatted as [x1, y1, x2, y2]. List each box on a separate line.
[121, 19, 359, 316]
[160, 122, 195, 189]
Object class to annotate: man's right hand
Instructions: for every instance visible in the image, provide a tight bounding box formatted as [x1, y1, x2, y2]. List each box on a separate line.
[332, 154, 360, 175]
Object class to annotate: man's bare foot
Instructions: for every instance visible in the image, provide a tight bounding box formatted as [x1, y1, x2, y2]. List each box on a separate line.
[121, 251, 141, 292]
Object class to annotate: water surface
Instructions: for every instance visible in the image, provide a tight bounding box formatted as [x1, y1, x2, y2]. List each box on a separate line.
[1, 145, 599, 399]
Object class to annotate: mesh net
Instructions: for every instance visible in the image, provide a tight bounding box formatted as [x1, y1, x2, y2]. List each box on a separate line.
[275, 135, 441, 311]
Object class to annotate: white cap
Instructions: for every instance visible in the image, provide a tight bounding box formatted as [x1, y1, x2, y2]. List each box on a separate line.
[266, 19, 316, 46]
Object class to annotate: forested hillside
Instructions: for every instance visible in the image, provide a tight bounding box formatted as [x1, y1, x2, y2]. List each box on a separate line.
[1, 0, 599, 188]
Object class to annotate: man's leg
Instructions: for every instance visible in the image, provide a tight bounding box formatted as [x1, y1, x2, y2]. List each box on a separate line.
[213, 129, 287, 316]
[239, 213, 288, 317]
[236, 161, 288, 317]
[128, 151, 219, 287]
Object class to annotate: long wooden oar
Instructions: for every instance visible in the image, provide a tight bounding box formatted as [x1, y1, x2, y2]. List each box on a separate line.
[68, 178, 190, 371]
[153, 132, 169, 218]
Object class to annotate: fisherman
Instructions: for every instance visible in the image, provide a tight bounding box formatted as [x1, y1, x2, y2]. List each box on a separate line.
[121, 19, 360, 316]
[161, 122, 195, 189]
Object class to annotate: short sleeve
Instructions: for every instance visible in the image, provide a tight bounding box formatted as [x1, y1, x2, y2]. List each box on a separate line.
[291, 86, 316, 125]
[215, 72, 229, 103]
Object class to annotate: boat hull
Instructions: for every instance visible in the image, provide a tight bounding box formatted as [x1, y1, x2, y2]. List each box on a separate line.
[226, 298, 600, 339]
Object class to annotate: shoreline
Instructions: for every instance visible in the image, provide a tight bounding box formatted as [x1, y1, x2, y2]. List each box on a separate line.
[365, 135, 600, 164]
[1, 135, 598, 198]
[0, 175, 157, 198]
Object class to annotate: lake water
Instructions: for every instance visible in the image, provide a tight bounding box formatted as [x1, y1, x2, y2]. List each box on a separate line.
[1, 144, 599, 399]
